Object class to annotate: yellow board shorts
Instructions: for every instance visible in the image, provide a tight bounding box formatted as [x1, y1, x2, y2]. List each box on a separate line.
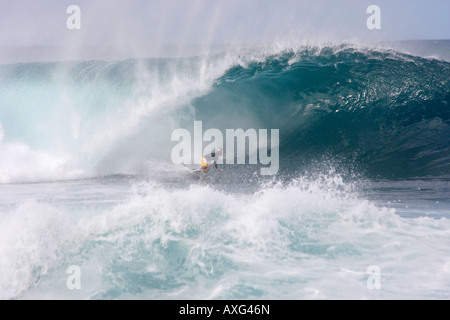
[201, 156, 210, 173]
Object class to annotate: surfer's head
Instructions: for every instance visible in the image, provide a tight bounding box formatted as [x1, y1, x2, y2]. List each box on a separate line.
[212, 148, 222, 158]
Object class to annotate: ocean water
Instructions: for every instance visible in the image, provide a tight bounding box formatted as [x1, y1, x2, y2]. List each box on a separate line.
[0, 42, 450, 300]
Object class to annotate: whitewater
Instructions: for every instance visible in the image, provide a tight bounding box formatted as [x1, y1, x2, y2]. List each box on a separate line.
[0, 42, 450, 299]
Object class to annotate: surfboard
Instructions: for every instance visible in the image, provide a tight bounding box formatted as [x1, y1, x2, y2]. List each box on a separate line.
[192, 169, 204, 178]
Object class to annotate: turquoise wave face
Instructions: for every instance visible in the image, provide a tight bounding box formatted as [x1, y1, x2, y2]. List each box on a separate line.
[1, 45, 449, 182]
[191, 48, 450, 179]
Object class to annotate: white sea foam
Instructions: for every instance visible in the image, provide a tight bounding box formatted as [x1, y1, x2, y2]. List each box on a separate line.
[1, 174, 448, 300]
[0, 133, 83, 184]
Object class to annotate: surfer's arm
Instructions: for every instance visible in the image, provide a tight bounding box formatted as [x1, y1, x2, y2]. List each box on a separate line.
[214, 161, 222, 171]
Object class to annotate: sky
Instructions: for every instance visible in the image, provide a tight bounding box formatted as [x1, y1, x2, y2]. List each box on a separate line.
[0, 0, 449, 48]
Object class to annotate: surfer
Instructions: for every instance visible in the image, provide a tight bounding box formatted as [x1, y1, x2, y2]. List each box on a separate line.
[200, 148, 223, 173]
